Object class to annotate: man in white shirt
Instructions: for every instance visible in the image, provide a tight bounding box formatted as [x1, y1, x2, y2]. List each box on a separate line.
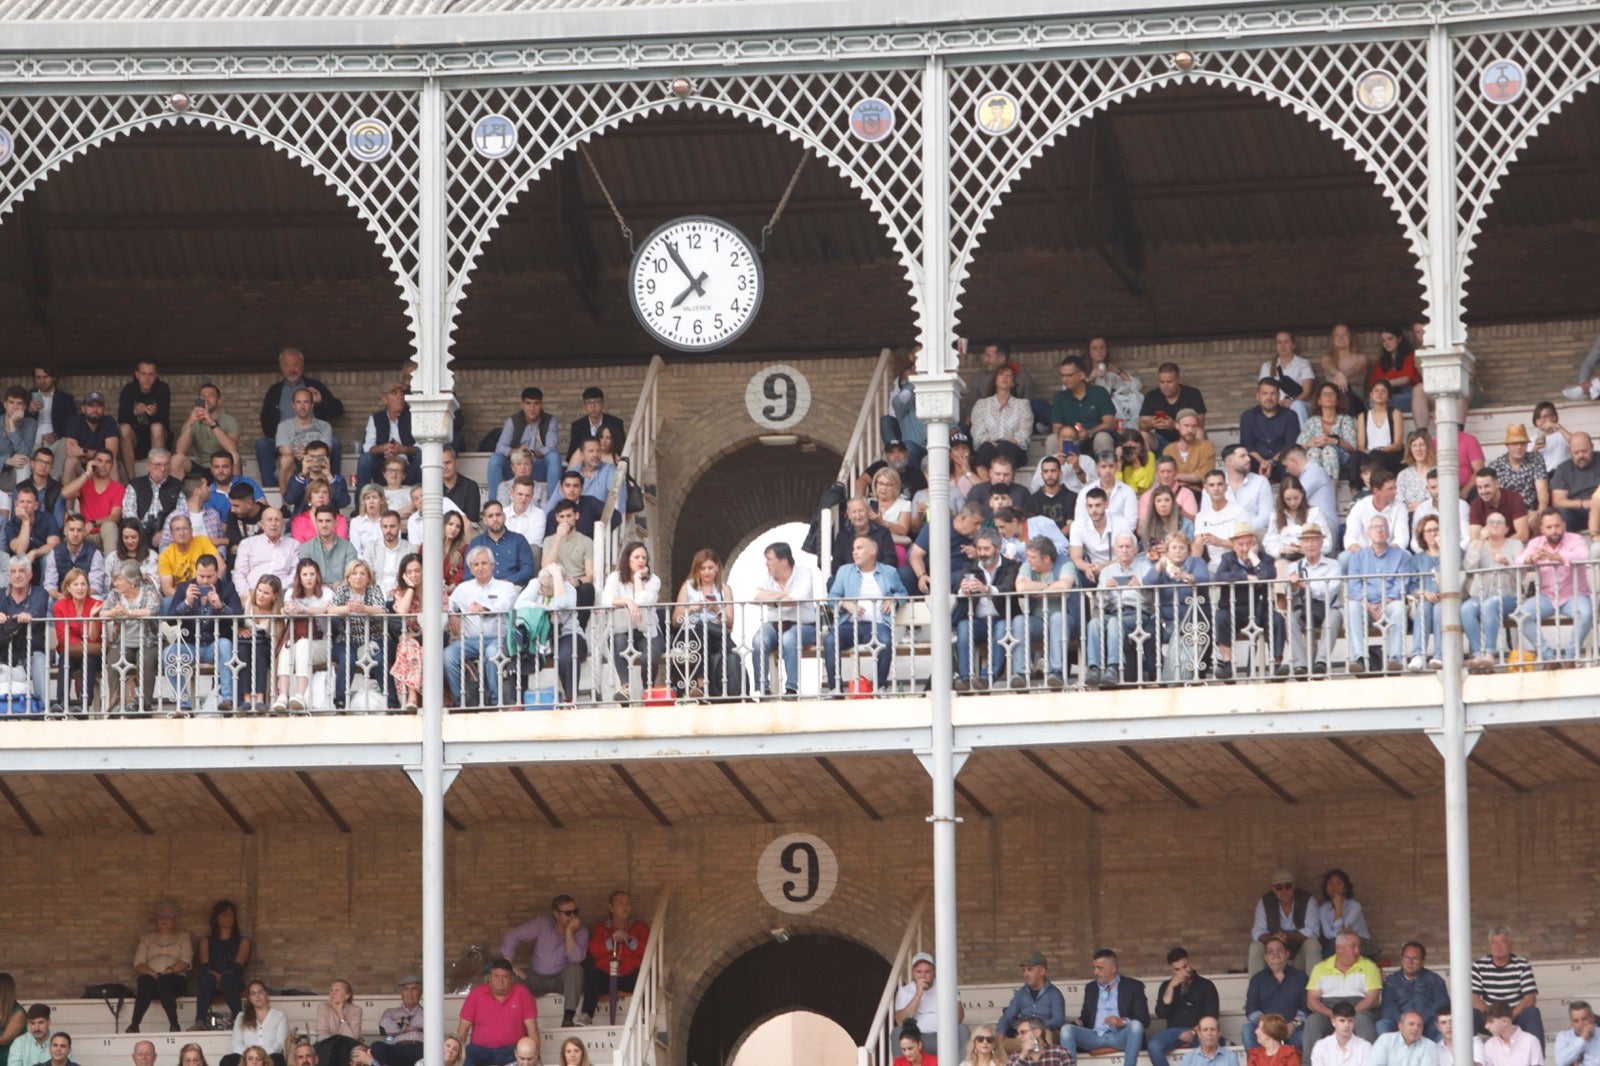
[1480, 1004, 1543, 1066]
[445, 547, 517, 707]
[406, 485, 465, 546]
[1073, 451, 1138, 533]
[1312, 1004, 1374, 1066]
[233, 507, 300, 593]
[750, 541, 818, 697]
[503, 477, 547, 554]
[1409, 469, 1471, 552]
[1555, 1002, 1600, 1066]
[1223, 444, 1274, 531]
[1342, 470, 1410, 569]
[362, 512, 412, 597]
[1261, 330, 1317, 422]
[1285, 447, 1340, 525]
[1195, 470, 1250, 566]
[1069, 488, 1118, 585]
[892, 953, 968, 1057]
[1285, 526, 1343, 675]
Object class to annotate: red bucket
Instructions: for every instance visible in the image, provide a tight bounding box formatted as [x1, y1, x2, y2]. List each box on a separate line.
[643, 686, 675, 706]
[846, 678, 875, 699]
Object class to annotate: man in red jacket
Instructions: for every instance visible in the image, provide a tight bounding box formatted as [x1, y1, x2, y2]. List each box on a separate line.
[578, 890, 649, 1026]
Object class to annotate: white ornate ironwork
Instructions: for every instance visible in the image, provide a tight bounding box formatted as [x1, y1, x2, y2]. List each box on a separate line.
[944, 37, 1434, 324]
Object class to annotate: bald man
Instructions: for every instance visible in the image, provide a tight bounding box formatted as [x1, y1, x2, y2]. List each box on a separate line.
[132, 1042, 157, 1066]
[513, 1038, 540, 1066]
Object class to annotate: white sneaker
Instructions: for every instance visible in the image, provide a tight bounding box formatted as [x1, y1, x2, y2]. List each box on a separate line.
[1564, 385, 1587, 401]
[1589, 380, 1600, 400]
[1406, 654, 1426, 672]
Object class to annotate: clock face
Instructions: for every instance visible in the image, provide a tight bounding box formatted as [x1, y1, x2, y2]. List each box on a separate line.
[629, 215, 764, 352]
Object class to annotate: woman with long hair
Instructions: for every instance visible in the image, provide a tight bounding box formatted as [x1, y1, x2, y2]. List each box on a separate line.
[348, 485, 386, 557]
[221, 984, 286, 1066]
[1396, 430, 1436, 511]
[51, 567, 102, 714]
[1115, 429, 1156, 494]
[672, 548, 743, 699]
[1320, 322, 1369, 412]
[115, 519, 160, 585]
[194, 901, 251, 1029]
[1297, 382, 1358, 482]
[441, 511, 470, 593]
[557, 1038, 593, 1066]
[1264, 477, 1335, 565]
[0, 973, 23, 1066]
[1461, 512, 1525, 671]
[389, 553, 424, 712]
[1409, 514, 1446, 673]
[273, 559, 332, 712]
[958, 1025, 1004, 1066]
[1318, 869, 1373, 958]
[1139, 486, 1192, 576]
[236, 576, 284, 713]
[328, 559, 388, 710]
[178, 1045, 210, 1066]
[1356, 378, 1405, 474]
[1147, 532, 1211, 682]
[599, 540, 663, 702]
[1368, 325, 1430, 430]
[970, 365, 1032, 472]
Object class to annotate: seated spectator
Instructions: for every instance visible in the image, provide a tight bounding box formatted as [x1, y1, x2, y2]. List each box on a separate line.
[562, 438, 615, 509]
[290, 481, 351, 543]
[1533, 401, 1571, 472]
[1264, 478, 1336, 567]
[1358, 380, 1405, 475]
[1461, 514, 1523, 669]
[313, 981, 362, 1066]
[255, 348, 344, 488]
[1074, 452, 1138, 534]
[406, 487, 465, 551]
[1369, 326, 1429, 431]
[1028, 456, 1077, 535]
[9, 1004, 52, 1066]
[487, 388, 559, 502]
[972, 365, 1033, 473]
[272, 559, 333, 712]
[1516, 508, 1592, 663]
[1151, 947, 1221, 1066]
[1251, 1014, 1304, 1066]
[1317, 870, 1372, 958]
[1140, 361, 1207, 452]
[1344, 515, 1412, 673]
[986, 456, 1030, 513]
[977, 341, 1050, 426]
[1262, 330, 1316, 422]
[1069, 488, 1119, 586]
[235, 576, 284, 714]
[349, 486, 386, 558]
[893, 953, 968, 1058]
[1487, 424, 1548, 514]
[357, 382, 420, 489]
[570, 386, 625, 463]
[172, 383, 242, 480]
[194, 900, 251, 1030]
[61, 446, 125, 555]
[1370, 1013, 1440, 1066]
[1470, 469, 1530, 541]
[1213, 523, 1282, 679]
[1250, 871, 1322, 975]
[158, 514, 224, 598]
[235, 508, 299, 595]
[600, 541, 663, 701]
[1084, 531, 1145, 689]
[1300, 382, 1359, 484]
[284, 443, 350, 520]
[671, 549, 743, 699]
[1063, 948, 1147, 1063]
[1479, 1005, 1540, 1066]
[894, 1024, 934, 1066]
[1457, 398, 1487, 490]
[1244, 937, 1309, 1049]
[0, 387, 40, 492]
[1087, 338, 1143, 427]
[995, 506, 1069, 564]
[224, 486, 267, 567]
[122, 448, 184, 543]
[328, 559, 387, 709]
[362, 512, 413, 598]
[0, 556, 47, 707]
[953, 529, 1019, 691]
[870, 468, 915, 565]
[1283, 447, 1339, 529]
[159, 475, 227, 553]
[1555, 1002, 1599, 1066]
[542, 500, 595, 609]
[63, 390, 121, 483]
[904, 502, 983, 596]
[443, 548, 515, 707]
[1163, 409, 1215, 492]
[1195, 469, 1250, 566]
[129, 901, 192, 1032]
[1148, 531, 1211, 681]
[1284, 527, 1342, 677]
[383, 457, 417, 517]
[1377, 942, 1446, 1040]
[441, 447, 484, 524]
[1011, 535, 1076, 690]
[1409, 516, 1447, 671]
[1321, 323, 1370, 413]
[1051, 356, 1117, 457]
[5, 484, 62, 583]
[271, 385, 337, 491]
[1396, 433, 1435, 511]
[1471, 927, 1544, 1044]
[964, 1024, 1005, 1066]
[856, 438, 927, 501]
[50, 567, 101, 713]
[579, 891, 648, 1027]
[1548, 431, 1600, 535]
[206, 450, 259, 517]
[1222, 444, 1275, 532]
[824, 533, 906, 694]
[18, 448, 64, 526]
[1138, 458, 1198, 523]
[997, 951, 1067, 1040]
[222, 982, 288, 1066]
[1116, 430, 1157, 494]
[750, 542, 818, 698]
[503, 477, 546, 553]
[388, 556, 423, 713]
[1012, 1016, 1072, 1065]
[101, 559, 162, 714]
[468, 502, 535, 586]
[500, 896, 588, 1028]
[541, 471, 603, 539]
[1342, 471, 1409, 568]
[1304, 932, 1382, 1050]
[1242, 377, 1303, 482]
[367, 976, 425, 1066]
[163, 553, 241, 712]
[1182, 1018, 1232, 1066]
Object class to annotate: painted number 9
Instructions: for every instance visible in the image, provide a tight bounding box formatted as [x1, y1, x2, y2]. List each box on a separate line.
[780, 841, 819, 902]
[758, 832, 837, 914]
[763, 372, 797, 424]
[745, 364, 811, 432]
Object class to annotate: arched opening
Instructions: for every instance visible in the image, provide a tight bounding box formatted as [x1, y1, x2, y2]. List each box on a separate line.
[448, 107, 918, 369]
[687, 933, 890, 1066]
[728, 1010, 857, 1066]
[957, 81, 1423, 387]
[667, 438, 841, 585]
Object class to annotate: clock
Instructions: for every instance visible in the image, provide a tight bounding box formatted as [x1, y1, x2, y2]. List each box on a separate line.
[629, 215, 764, 352]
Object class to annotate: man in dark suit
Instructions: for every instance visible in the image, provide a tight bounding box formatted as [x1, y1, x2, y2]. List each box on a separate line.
[568, 386, 626, 461]
[1065, 948, 1150, 1064]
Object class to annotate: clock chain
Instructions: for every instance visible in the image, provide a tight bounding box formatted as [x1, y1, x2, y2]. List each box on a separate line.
[580, 143, 634, 254]
[757, 148, 812, 254]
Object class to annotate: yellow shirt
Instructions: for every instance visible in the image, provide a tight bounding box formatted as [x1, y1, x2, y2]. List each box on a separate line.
[158, 535, 220, 585]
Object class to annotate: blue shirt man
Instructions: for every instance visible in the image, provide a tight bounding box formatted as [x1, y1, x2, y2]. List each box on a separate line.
[823, 533, 906, 692]
[1243, 937, 1308, 1048]
[470, 502, 536, 587]
[997, 950, 1068, 1038]
[1065, 949, 1149, 1061]
[1378, 942, 1449, 1040]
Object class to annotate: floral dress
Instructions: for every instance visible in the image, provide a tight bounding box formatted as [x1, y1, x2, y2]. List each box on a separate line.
[389, 589, 424, 693]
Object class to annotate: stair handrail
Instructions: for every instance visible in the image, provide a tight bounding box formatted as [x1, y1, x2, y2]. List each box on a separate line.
[821, 347, 897, 577]
[857, 889, 931, 1066]
[614, 888, 671, 1066]
[597, 354, 665, 579]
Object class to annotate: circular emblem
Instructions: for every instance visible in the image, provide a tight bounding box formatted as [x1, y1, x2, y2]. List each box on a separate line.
[976, 90, 1022, 136]
[745, 365, 812, 431]
[629, 216, 764, 352]
[848, 98, 896, 143]
[1353, 70, 1400, 114]
[0, 129, 13, 165]
[472, 114, 518, 159]
[1480, 59, 1526, 105]
[757, 833, 839, 915]
[346, 117, 393, 163]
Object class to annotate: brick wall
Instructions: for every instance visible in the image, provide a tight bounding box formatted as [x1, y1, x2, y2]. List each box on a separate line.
[2, 780, 1596, 1053]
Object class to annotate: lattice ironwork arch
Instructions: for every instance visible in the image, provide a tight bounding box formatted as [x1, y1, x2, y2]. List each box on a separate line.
[946, 40, 1433, 328]
[444, 68, 925, 380]
[1453, 23, 1600, 315]
[0, 90, 422, 339]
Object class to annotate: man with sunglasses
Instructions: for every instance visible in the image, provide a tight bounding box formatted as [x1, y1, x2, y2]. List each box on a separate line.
[500, 894, 589, 1028]
[1249, 869, 1323, 976]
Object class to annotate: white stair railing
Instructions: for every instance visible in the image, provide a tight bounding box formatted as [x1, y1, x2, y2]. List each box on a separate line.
[820, 347, 897, 577]
[857, 890, 930, 1066]
[597, 354, 665, 580]
[614, 889, 671, 1066]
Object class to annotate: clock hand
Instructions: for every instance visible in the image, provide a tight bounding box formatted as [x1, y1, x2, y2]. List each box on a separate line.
[670, 271, 709, 308]
[665, 242, 707, 296]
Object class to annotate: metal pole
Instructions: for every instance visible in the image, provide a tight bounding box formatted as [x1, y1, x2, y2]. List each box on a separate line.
[916, 52, 962, 1066]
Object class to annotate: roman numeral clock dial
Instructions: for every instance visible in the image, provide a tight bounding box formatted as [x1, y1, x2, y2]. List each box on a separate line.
[629, 216, 765, 352]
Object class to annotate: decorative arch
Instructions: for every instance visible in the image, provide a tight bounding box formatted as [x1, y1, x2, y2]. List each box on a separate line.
[945, 39, 1433, 328]
[0, 91, 422, 339]
[442, 67, 926, 382]
[1451, 23, 1600, 318]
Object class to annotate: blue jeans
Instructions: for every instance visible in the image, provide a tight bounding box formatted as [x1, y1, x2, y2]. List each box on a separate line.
[1087, 606, 1143, 669]
[1346, 598, 1407, 662]
[824, 617, 893, 688]
[445, 634, 502, 705]
[254, 436, 343, 487]
[1411, 596, 1444, 657]
[752, 621, 816, 694]
[1011, 610, 1073, 678]
[1146, 1025, 1196, 1064]
[955, 614, 1008, 681]
[1461, 592, 1518, 656]
[161, 638, 235, 707]
[464, 1044, 518, 1066]
[1067, 1022, 1146, 1065]
[1518, 593, 1594, 659]
[487, 450, 558, 503]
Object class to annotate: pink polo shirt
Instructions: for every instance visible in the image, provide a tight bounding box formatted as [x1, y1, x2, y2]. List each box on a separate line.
[459, 982, 537, 1046]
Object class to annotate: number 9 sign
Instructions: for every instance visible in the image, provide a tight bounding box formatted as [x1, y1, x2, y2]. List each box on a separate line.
[745, 364, 812, 431]
[757, 832, 838, 914]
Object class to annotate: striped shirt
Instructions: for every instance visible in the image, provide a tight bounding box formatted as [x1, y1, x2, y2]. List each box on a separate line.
[1469, 954, 1538, 1005]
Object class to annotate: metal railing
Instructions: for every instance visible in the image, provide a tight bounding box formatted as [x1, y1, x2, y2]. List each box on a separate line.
[597, 354, 665, 583]
[858, 891, 929, 1066]
[821, 348, 897, 578]
[614, 889, 670, 1066]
